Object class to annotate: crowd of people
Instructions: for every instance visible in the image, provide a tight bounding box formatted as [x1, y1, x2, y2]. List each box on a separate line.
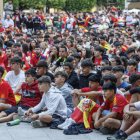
[1, 0, 140, 139]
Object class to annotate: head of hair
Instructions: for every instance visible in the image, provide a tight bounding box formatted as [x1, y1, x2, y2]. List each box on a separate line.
[88, 74, 100, 83]
[40, 42, 48, 51]
[128, 59, 137, 66]
[13, 43, 20, 47]
[102, 82, 116, 94]
[66, 56, 75, 63]
[103, 74, 117, 83]
[100, 36, 105, 40]
[0, 66, 5, 77]
[63, 62, 73, 70]
[25, 69, 36, 77]
[36, 60, 48, 70]
[14, 51, 22, 58]
[54, 71, 68, 82]
[120, 56, 128, 71]
[126, 48, 135, 54]
[60, 46, 67, 52]
[129, 73, 140, 84]
[94, 46, 105, 55]
[71, 53, 81, 61]
[101, 65, 112, 71]
[101, 59, 110, 65]
[38, 75, 51, 86]
[10, 56, 22, 64]
[81, 58, 93, 68]
[22, 43, 28, 56]
[112, 65, 125, 74]
[131, 54, 140, 62]
[84, 48, 92, 58]
[35, 45, 41, 49]
[111, 56, 122, 65]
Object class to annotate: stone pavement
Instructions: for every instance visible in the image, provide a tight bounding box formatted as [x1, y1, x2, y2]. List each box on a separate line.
[1, 122, 140, 140]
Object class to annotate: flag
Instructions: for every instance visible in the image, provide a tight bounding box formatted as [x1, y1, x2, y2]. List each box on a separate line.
[71, 98, 100, 129]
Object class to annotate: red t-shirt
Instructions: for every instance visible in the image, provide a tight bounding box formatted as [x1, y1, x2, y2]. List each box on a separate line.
[0, 79, 16, 106]
[111, 17, 118, 25]
[22, 60, 30, 72]
[3, 55, 11, 72]
[81, 86, 103, 105]
[94, 57, 102, 70]
[101, 94, 129, 119]
[62, 17, 66, 29]
[125, 71, 140, 76]
[30, 54, 46, 68]
[0, 28, 5, 33]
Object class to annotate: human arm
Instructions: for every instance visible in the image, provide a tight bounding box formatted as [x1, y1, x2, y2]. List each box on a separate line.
[13, 82, 23, 95]
[24, 108, 33, 118]
[50, 65, 57, 72]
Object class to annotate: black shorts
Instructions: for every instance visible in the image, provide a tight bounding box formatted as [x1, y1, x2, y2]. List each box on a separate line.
[4, 105, 30, 116]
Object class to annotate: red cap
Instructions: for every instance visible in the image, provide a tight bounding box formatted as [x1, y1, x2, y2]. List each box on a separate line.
[37, 10, 40, 12]
[9, 24, 12, 27]
[0, 22, 3, 25]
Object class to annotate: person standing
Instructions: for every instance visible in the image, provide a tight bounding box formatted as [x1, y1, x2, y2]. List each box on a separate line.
[4, 0, 13, 19]
[13, 7, 21, 27]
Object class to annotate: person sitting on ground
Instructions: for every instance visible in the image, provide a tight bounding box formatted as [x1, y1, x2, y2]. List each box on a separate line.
[36, 60, 54, 82]
[107, 90, 140, 140]
[63, 62, 79, 89]
[0, 69, 43, 123]
[23, 75, 67, 128]
[57, 74, 101, 130]
[112, 65, 129, 89]
[93, 82, 129, 135]
[0, 66, 16, 111]
[30, 45, 46, 68]
[5, 56, 25, 104]
[122, 59, 140, 83]
[54, 71, 73, 117]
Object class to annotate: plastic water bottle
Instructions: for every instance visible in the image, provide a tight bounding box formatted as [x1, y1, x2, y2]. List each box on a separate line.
[7, 119, 20, 126]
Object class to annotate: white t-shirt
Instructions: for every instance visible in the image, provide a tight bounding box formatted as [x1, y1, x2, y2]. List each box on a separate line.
[5, 70, 25, 94]
[66, 17, 74, 28]
[134, 101, 140, 110]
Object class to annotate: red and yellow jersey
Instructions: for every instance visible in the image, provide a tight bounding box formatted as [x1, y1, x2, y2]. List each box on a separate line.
[6, 28, 14, 34]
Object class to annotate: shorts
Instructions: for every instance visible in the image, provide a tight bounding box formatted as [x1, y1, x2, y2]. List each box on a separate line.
[4, 105, 30, 116]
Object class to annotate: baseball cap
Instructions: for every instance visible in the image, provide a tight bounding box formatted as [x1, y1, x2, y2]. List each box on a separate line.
[9, 24, 12, 27]
[15, 7, 19, 10]
[0, 22, 3, 25]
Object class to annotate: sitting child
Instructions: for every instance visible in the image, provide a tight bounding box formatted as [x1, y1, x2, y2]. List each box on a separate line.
[107, 89, 140, 139]
[94, 82, 129, 134]
[0, 69, 42, 123]
[24, 75, 67, 128]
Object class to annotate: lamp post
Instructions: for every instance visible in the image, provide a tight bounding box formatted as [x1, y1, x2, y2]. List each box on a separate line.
[0, 0, 3, 18]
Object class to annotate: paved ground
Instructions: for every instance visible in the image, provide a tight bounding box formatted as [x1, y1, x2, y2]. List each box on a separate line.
[1, 122, 140, 140]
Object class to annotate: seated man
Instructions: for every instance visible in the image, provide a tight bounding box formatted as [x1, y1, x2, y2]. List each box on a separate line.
[107, 91, 140, 140]
[36, 60, 54, 82]
[122, 73, 140, 103]
[4, 57, 25, 103]
[63, 62, 79, 89]
[94, 82, 129, 135]
[58, 74, 101, 130]
[0, 69, 43, 123]
[112, 65, 129, 89]
[54, 71, 73, 117]
[30, 45, 46, 68]
[0, 66, 16, 111]
[24, 75, 67, 128]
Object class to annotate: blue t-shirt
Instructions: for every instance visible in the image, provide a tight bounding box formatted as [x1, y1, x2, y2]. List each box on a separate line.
[116, 81, 129, 89]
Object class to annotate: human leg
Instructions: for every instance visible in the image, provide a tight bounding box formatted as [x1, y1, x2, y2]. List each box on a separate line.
[0, 103, 11, 111]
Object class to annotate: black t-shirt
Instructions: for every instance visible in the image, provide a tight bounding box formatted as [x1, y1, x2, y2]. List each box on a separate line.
[79, 73, 94, 89]
[37, 71, 54, 82]
[88, 18, 95, 26]
[55, 57, 67, 67]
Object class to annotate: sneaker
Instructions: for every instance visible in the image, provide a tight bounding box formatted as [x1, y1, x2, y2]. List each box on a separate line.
[99, 127, 117, 135]
[13, 115, 33, 123]
[31, 120, 48, 128]
[18, 107, 25, 116]
[113, 130, 123, 138]
[62, 118, 76, 130]
[57, 118, 70, 129]
[107, 131, 128, 140]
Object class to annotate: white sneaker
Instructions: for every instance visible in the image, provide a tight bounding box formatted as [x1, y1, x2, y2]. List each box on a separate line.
[57, 118, 70, 129]
[31, 120, 48, 128]
[13, 115, 33, 123]
[62, 118, 75, 130]
[18, 107, 26, 116]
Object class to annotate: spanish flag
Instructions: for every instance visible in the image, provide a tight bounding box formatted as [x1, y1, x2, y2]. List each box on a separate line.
[100, 41, 111, 51]
[85, 17, 90, 27]
[71, 98, 100, 129]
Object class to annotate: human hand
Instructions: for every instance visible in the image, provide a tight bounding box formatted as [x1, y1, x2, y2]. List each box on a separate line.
[123, 113, 131, 121]
[94, 121, 101, 129]
[30, 114, 39, 121]
[24, 111, 30, 118]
